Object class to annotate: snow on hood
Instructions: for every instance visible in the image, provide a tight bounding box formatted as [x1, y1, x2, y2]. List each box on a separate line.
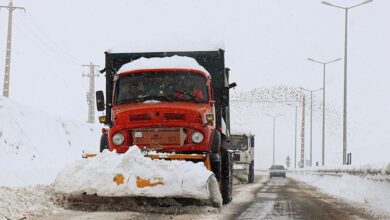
[117, 56, 210, 75]
[54, 146, 219, 201]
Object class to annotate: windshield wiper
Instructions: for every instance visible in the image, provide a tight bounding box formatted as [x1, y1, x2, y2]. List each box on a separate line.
[174, 90, 199, 103]
[140, 95, 173, 102]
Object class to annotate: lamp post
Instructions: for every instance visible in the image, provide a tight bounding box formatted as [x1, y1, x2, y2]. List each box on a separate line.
[321, 0, 373, 165]
[285, 103, 298, 168]
[266, 113, 282, 165]
[308, 58, 341, 166]
[299, 87, 323, 167]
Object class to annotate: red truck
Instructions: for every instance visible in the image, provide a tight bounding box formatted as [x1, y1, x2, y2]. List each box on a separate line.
[95, 49, 236, 204]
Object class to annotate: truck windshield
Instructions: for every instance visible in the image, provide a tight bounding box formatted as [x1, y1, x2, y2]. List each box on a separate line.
[229, 136, 248, 151]
[114, 71, 209, 104]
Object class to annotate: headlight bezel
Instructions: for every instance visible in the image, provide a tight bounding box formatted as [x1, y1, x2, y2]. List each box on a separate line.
[112, 133, 125, 146]
[191, 131, 204, 144]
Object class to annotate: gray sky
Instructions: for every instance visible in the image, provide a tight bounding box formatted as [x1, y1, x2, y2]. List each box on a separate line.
[1, 0, 389, 167]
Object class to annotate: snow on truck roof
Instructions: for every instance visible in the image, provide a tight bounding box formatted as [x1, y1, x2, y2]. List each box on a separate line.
[117, 55, 210, 76]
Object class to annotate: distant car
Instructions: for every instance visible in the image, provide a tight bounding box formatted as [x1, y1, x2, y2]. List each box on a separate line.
[269, 165, 286, 178]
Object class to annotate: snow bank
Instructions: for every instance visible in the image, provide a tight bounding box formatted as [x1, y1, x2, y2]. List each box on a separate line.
[0, 97, 100, 186]
[290, 172, 390, 215]
[0, 184, 62, 219]
[293, 163, 390, 178]
[55, 146, 221, 203]
[117, 55, 209, 75]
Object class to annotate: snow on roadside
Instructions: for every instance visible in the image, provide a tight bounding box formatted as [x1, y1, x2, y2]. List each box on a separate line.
[0, 97, 101, 186]
[0, 184, 63, 219]
[290, 171, 390, 215]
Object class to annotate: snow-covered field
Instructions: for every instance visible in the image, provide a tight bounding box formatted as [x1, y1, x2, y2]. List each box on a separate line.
[0, 97, 100, 186]
[290, 167, 390, 215]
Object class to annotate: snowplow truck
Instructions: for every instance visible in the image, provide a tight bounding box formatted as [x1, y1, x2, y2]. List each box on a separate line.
[229, 133, 255, 183]
[95, 49, 236, 205]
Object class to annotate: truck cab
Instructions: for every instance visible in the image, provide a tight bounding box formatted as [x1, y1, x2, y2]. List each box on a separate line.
[103, 57, 216, 154]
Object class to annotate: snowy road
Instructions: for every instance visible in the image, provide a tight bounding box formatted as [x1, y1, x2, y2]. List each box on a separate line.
[233, 176, 383, 220]
[5, 172, 387, 219]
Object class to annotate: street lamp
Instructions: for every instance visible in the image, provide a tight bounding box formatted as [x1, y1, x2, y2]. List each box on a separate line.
[285, 103, 298, 168]
[266, 113, 282, 165]
[321, 0, 373, 164]
[308, 58, 341, 166]
[299, 87, 323, 167]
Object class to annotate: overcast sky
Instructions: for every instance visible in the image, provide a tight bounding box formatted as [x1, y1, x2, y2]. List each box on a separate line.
[1, 0, 389, 167]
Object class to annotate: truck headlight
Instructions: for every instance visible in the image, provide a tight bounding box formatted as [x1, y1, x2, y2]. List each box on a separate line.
[191, 131, 204, 144]
[112, 133, 124, 146]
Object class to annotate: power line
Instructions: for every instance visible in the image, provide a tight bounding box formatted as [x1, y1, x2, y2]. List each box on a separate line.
[22, 12, 83, 64]
[16, 16, 81, 66]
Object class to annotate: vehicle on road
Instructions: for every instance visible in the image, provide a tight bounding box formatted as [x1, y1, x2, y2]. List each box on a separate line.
[269, 165, 286, 178]
[229, 133, 255, 183]
[56, 49, 237, 207]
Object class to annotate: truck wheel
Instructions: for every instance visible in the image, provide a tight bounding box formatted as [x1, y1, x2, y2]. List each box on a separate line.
[248, 160, 255, 183]
[221, 148, 233, 204]
[99, 133, 108, 152]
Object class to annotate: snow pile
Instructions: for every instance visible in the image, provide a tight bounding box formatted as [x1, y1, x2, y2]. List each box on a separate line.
[294, 163, 390, 178]
[55, 146, 222, 205]
[0, 97, 100, 186]
[117, 56, 209, 75]
[0, 185, 62, 219]
[290, 171, 390, 215]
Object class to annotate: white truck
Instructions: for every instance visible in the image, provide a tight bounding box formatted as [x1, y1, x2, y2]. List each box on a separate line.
[229, 133, 255, 183]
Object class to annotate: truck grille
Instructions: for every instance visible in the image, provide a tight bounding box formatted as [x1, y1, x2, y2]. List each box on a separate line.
[131, 127, 186, 146]
[164, 113, 185, 121]
[130, 114, 152, 121]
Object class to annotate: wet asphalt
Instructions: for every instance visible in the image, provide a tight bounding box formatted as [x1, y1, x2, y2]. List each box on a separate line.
[232, 176, 377, 220]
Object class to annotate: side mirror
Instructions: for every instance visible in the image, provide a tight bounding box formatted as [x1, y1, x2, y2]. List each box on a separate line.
[96, 91, 105, 111]
[228, 82, 237, 89]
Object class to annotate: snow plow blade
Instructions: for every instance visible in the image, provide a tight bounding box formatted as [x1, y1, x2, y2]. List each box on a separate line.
[54, 147, 222, 208]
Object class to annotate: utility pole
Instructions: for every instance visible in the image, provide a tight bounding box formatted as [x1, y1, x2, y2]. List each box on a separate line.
[300, 87, 323, 167]
[300, 95, 305, 168]
[1, 1, 25, 98]
[82, 63, 99, 123]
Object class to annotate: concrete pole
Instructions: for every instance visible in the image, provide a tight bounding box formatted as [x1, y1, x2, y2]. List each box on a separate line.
[342, 8, 348, 165]
[273, 116, 275, 165]
[82, 63, 99, 123]
[294, 105, 297, 168]
[300, 95, 305, 168]
[1, 1, 25, 97]
[309, 91, 313, 167]
[322, 64, 326, 166]
[88, 63, 95, 123]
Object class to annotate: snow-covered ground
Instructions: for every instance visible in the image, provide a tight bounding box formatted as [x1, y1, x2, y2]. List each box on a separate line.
[290, 166, 390, 215]
[0, 97, 100, 186]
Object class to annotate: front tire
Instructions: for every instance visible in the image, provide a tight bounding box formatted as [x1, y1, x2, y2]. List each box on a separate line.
[248, 161, 255, 183]
[99, 133, 108, 152]
[221, 148, 233, 204]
